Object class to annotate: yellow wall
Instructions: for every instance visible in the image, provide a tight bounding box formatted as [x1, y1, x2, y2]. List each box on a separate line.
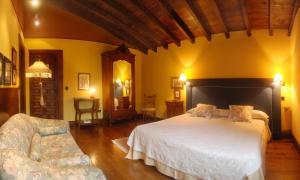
[290, 10, 300, 143]
[141, 30, 291, 131]
[0, 0, 23, 88]
[25, 38, 143, 121]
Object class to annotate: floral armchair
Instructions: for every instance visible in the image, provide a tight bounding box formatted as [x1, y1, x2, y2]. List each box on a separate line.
[0, 113, 106, 180]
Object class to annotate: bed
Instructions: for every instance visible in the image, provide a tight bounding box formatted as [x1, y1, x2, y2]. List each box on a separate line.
[126, 78, 281, 180]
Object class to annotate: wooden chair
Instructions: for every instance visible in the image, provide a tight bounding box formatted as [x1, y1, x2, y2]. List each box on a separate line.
[141, 94, 156, 120]
[74, 98, 101, 127]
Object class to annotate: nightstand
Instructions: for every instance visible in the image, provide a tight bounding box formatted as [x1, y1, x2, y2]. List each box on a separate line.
[165, 100, 184, 118]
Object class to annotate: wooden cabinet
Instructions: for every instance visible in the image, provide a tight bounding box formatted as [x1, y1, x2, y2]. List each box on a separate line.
[102, 45, 136, 124]
[165, 100, 184, 118]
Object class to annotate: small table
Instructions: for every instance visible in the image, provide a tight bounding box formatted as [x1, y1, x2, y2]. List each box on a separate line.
[73, 98, 101, 127]
[165, 100, 184, 118]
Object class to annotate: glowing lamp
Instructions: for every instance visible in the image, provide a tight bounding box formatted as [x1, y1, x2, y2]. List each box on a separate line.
[34, 19, 40, 27]
[31, 0, 40, 7]
[26, 61, 52, 78]
[273, 73, 284, 86]
[179, 73, 187, 81]
[89, 87, 96, 98]
[116, 78, 122, 84]
[26, 60, 52, 106]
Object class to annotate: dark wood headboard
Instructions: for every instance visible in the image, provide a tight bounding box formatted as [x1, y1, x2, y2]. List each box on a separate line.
[186, 78, 281, 139]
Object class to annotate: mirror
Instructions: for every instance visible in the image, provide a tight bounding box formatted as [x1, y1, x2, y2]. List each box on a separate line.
[113, 60, 132, 111]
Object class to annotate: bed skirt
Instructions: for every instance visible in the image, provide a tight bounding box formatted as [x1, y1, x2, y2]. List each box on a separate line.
[126, 148, 265, 180]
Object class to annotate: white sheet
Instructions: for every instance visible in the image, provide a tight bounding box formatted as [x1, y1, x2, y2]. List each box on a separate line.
[126, 114, 270, 180]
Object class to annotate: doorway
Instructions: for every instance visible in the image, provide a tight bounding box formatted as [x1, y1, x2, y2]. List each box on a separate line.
[29, 50, 63, 119]
[19, 35, 26, 113]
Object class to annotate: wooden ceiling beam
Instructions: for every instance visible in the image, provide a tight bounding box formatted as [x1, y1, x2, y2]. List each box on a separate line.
[240, 0, 251, 36]
[159, 0, 195, 43]
[102, 0, 168, 50]
[46, 0, 148, 54]
[130, 0, 181, 47]
[269, 0, 274, 36]
[211, 0, 230, 38]
[75, 0, 157, 52]
[185, 0, 212, 41]
[288, 0, 300, 36]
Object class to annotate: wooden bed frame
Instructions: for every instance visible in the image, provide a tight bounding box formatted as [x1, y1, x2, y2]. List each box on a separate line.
[186, 78, 281, 139]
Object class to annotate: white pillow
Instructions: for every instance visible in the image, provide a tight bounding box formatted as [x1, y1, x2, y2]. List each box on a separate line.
[192, 104, 216, 118]
[186, 107, 196, 114]
[213, 109, 229, 117]
[228, 105, 254, 122]
[252, 110, 269, 120]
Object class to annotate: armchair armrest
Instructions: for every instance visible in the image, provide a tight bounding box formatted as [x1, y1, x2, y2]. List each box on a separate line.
[37, 118, 70, 129]
[29, 117, 70, 136]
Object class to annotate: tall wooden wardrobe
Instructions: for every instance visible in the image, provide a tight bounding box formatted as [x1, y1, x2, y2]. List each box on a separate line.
[102, 45, 136, 124]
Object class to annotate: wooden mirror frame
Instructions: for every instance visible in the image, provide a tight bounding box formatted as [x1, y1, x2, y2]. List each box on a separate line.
[102, 45, 136, 124]
[112, 59, 134, 110]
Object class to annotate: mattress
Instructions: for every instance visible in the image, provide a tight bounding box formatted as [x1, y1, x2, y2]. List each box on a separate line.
[126, 114, 270, 180]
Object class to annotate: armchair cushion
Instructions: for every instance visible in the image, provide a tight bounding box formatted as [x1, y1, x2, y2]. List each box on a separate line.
[50, 166, 106, 180]
[0, 150, 50, 179]
[40, 133, 84, 161]
[0, 150, 106, 180]
[0, 114, 106, 180]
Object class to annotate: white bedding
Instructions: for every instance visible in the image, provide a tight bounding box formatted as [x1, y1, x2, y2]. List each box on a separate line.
[126, 114, 270, 180]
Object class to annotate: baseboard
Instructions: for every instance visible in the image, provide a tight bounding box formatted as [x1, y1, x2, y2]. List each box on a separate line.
[281, 130, 293, 138]
[291, 133, 300, 155]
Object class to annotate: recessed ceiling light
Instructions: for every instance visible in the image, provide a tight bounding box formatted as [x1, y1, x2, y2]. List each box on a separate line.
[34, 19, 40, 27]
[31, 0, 40, 8]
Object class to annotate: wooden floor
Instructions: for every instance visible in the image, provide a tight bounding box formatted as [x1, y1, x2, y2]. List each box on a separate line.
[70, 119, 300, 180]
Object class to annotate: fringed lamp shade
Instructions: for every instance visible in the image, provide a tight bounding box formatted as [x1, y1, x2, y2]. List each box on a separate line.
[26, 61, 52, 78]
[26, 60, 52, 107]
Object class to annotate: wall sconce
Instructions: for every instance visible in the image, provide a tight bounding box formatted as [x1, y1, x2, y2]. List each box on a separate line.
[89, 87, 96, 99]
[179, 73, 187, 82]
[273, 73, 285, 86]
[273, 73, 286, 101]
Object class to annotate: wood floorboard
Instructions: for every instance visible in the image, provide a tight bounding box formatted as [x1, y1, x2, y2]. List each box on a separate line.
[70, 119, 300, 180]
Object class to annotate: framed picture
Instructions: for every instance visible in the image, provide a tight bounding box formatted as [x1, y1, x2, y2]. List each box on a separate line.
[78, 73, 90, 90]
[12, 68, 17, 85]
[12, 47, 17, 67]
[0, 53, 3, 85]
[171, 77, 183, 89]
[173, 88, 181, 100]
[4, 57, 12, 85]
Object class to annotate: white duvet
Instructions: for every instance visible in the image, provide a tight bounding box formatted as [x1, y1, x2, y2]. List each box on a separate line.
[126, 114, 270, 180]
